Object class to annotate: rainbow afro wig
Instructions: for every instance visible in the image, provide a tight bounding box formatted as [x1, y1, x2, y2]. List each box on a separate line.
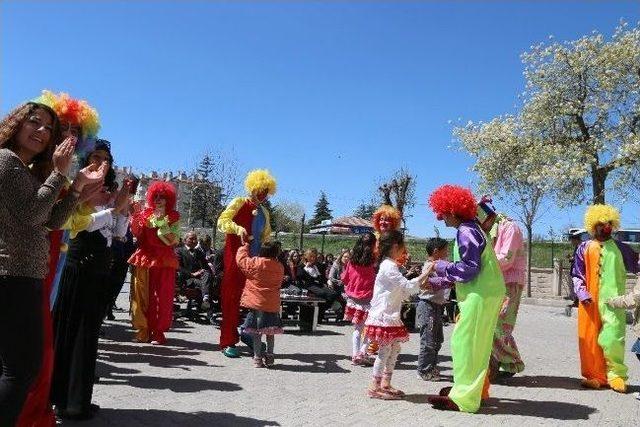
[429, 185, 477, 221]
[36, 90, 100, 139]
[245, 169, 277, 195]
[372, 205, 402, 232]
[584, 204, 620, 235]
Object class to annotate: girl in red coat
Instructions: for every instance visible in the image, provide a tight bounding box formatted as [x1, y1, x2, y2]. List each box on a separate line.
[129, 181, 180, 345]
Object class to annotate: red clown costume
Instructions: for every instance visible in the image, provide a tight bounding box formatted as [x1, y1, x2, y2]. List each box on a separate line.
[217, 170, 275, 357]
[128, 182, 180, 345]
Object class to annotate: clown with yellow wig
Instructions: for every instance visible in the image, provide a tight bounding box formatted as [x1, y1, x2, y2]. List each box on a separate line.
[217, 169, 275, 358]
[571, 204, 638, 393]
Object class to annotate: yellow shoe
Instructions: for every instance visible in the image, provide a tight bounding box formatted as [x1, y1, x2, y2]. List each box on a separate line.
[608, 377, 627, 393]
[581, 378, 602, 389]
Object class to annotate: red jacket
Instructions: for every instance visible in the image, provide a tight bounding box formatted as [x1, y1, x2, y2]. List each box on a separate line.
[237, 244, 284, 313]
[341, 262, 376, 301]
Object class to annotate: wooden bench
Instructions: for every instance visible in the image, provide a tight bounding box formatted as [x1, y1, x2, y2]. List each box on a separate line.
[280, 295, 326, 332]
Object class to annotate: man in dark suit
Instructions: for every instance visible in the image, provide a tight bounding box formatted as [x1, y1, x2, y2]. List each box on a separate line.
[176, 231, 212, 309]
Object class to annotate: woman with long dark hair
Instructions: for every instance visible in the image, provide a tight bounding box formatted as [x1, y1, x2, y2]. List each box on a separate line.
[0, 101, 102, 426]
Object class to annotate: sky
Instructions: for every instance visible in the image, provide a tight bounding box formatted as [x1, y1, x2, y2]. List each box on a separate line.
[2, 1, 639, 238]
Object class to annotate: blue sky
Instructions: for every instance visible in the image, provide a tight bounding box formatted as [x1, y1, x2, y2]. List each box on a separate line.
[2, 1, 639, 238]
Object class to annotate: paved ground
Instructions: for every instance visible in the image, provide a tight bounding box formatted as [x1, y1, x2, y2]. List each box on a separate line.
[75, 291, 640, 426]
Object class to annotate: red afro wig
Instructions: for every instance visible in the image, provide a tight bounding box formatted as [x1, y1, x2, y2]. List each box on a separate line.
[428, 185, 477, 221]
[144, 181, 180, 222]
[371, 205, 402, 232]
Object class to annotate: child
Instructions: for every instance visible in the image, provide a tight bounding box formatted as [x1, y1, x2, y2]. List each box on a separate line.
[606, 277, 640, 399]
[416, 237, 452, 381]
[364, 231, 431, 399]
[236, 240, 285, 368]
[341, 232, 377, 366]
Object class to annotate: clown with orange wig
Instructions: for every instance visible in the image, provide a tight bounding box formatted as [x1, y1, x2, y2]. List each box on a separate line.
[128, 181, 180, 345]
[217, 169, 275, 358]
[372, 205, 402, 235]
[571, 204, 638, 393]
[425, 185, 505, 413]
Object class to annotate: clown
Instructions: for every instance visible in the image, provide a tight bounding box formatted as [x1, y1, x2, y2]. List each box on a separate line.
[488, 213, 527, 380]
[571, 204, 638, 393]
[129, 182, 180, 345]
[372, 205, 402, 235]
[217, 169, 275, 358]
[425, 185, 505, 413]
[17, 90, 101, 427]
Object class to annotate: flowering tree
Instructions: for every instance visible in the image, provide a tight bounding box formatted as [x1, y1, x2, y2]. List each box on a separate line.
[458, 22, 640, 206]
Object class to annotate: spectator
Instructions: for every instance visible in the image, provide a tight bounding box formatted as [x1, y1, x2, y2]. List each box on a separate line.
[297, 248, 344, 322]
[283, 250, 302, 289]
[176, 231, 212, 310]
[327, 249, 350, 293]
[324, 253, 335, 277]
[0, 102, 101, 426]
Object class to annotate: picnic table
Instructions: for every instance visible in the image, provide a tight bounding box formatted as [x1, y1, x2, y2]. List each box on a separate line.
[280, 294, 326, 332]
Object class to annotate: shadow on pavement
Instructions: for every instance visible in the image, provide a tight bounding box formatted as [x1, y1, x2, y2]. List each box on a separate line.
[273, 353, 351, 373]
[284, 329, 344, 337]
[394, 353, 452, 371]
[98, 375, 242, 393]
[481, 398, 597, 420]
[494, 375, 582, 390]
[404, 395, 596, 420]
[94, 409, 279, 426]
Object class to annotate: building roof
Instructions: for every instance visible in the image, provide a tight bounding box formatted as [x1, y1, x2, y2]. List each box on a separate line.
[309, 216, 373, 235]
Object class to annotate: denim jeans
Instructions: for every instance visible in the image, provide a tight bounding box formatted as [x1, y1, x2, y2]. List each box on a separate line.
[416, 300, 444, 373]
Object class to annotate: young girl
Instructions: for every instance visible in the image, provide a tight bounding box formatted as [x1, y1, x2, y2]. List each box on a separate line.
[364, 230, 431, 399]
[237, 241, 285, 368]
[606, 277, 640, 400]
[341, 232, 377, 366]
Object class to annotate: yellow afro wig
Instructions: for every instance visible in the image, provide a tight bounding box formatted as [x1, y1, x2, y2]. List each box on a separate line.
[35, 90, 100, 139]
[245, 169, 277, 195]
[584, 204, 621, 235]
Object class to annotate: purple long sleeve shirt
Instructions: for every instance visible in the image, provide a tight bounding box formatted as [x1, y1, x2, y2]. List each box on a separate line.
[430, 221, 486, 290]
[571, 239, 640, 302]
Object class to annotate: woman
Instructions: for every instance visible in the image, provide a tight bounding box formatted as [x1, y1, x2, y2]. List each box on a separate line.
[51, 140, 131, 420]
[283, 250, 301, 289]
[0, 102, 102, 426]
[297, 248, 344, 323]
[327, 249, 350, 294]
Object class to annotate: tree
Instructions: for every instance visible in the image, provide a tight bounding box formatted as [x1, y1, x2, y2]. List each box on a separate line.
[183, 149, 240, 246]
[271, 201, 306, 237]
[186, 154, 222, 228]
[456, 117, 550, 295]
[378, 168, 417, 227]
[353, 199, 378, 220]
[457, 22, 640, 205]
[310, 191, 332, 226]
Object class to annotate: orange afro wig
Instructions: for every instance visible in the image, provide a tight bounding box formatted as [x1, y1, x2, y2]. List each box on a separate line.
[372, 205, 402, 232]
[145, 181, 180, 223]
[428, 185, 477, 221]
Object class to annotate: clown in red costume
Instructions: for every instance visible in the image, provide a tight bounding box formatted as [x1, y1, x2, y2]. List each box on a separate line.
[217, 170, 275, 358]
[129, 182, 180, 345]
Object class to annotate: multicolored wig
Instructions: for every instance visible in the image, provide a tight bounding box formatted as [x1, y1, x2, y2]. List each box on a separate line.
[371, 205, 402, 232]
[35, 90, 100, 139]
[428, 185, 477, 221]
[245, 169, 277, 195]
[584, 204, 620, 235]
[144, 181, 180, 223]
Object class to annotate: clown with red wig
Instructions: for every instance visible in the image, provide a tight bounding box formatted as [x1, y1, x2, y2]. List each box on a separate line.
[217, 169, 275, 358]
[425, 185, 505, 413]
[129, 181, 180, 345]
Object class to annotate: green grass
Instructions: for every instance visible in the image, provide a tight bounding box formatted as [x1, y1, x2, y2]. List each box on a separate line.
[194, 228, 582, 268]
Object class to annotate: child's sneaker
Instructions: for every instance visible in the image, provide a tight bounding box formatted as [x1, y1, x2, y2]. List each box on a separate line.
[417, 368, 441, 381]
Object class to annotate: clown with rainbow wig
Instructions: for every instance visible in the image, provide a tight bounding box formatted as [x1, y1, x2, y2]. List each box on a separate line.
[425, 185, 505, 413]
[217, 169, 275, 358]
[571, 204, 638, 393]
